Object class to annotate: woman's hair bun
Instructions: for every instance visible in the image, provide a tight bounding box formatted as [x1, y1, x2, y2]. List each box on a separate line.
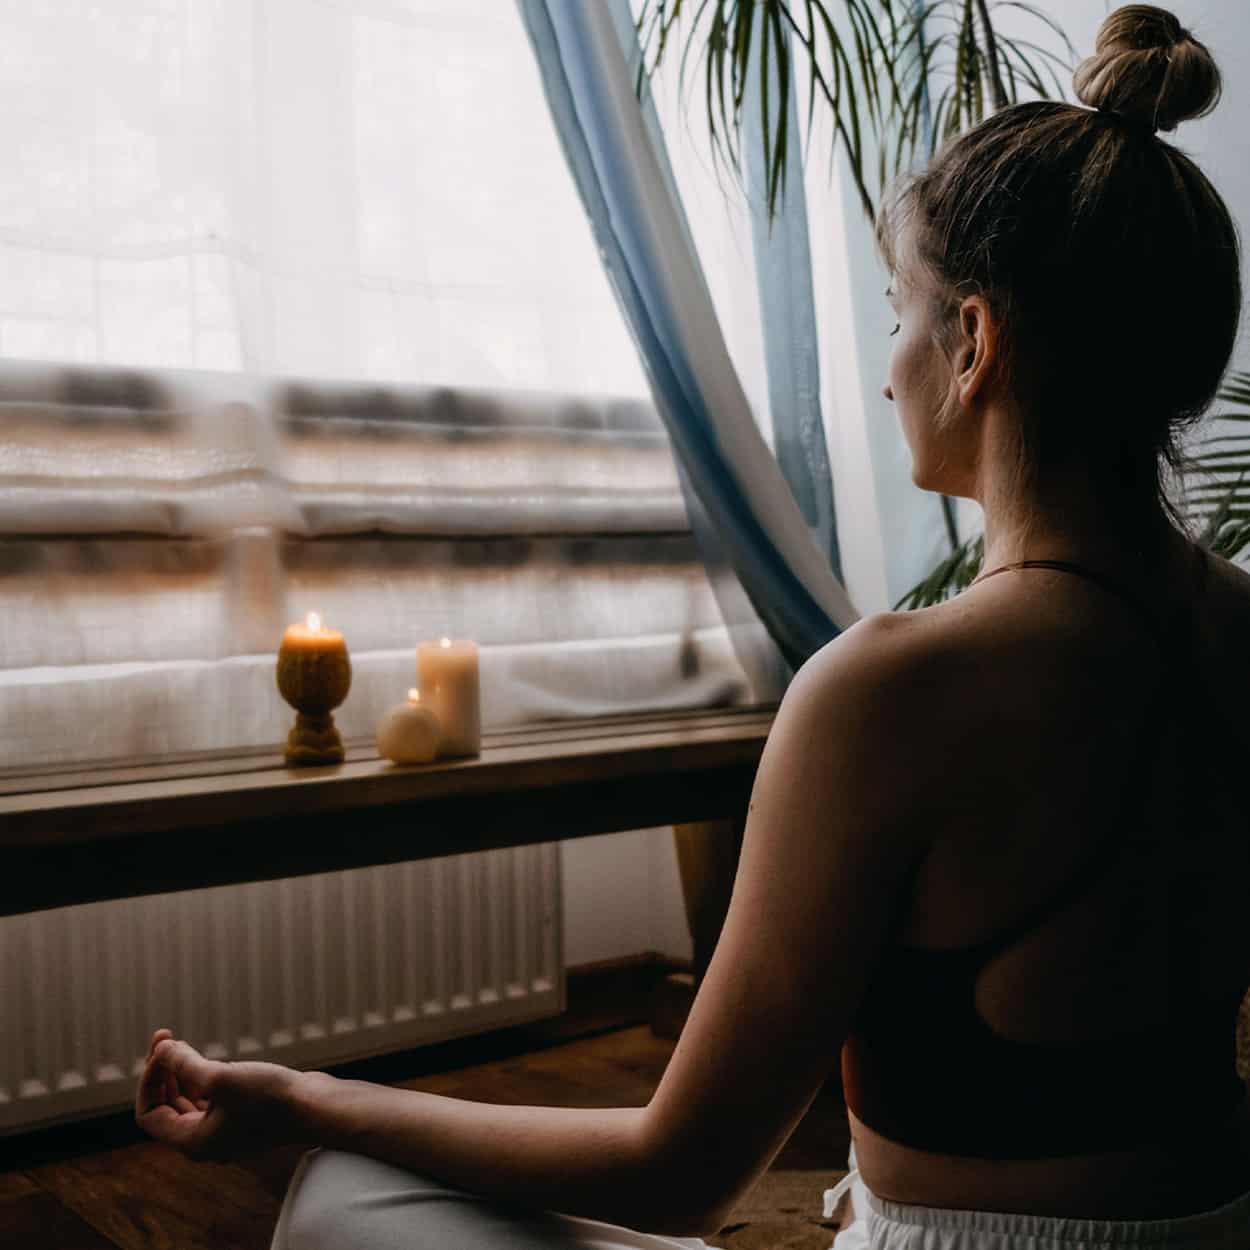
[1073, 4, 1221, 133]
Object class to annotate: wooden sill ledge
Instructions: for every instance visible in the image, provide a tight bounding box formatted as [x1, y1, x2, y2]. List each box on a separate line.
[0, 706, 773, 918]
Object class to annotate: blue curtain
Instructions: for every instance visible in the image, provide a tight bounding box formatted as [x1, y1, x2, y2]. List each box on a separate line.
[742, 20, 843, 586]
[516, 0, 858, 685]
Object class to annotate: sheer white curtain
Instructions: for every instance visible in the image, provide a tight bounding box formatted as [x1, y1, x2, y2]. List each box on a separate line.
[0, 0, 767, 773]
[0, 0, 652, 389]
[618, 0, 927, 618]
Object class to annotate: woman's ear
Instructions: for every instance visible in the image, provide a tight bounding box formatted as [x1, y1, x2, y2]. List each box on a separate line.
[955, 295, 999, 406]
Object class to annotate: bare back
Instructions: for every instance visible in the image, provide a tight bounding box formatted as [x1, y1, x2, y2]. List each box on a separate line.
[850, 539, 1250, 1219]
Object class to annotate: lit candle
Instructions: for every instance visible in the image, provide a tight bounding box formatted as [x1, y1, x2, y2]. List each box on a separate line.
[416, 637, 480, 757]
[276, 611, 352, 765]
[376, 688, 442, 765]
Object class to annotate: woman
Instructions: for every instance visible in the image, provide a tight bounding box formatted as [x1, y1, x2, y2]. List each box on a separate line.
[136, 6, 1250, 1247]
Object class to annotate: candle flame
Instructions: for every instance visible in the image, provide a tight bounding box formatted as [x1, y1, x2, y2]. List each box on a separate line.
[306, 611, 321, 632]
[408, 688, 420, 702]
[439, 636, 452, 648]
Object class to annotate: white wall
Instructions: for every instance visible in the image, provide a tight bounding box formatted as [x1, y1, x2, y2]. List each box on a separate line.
[561, 826, 693, 967]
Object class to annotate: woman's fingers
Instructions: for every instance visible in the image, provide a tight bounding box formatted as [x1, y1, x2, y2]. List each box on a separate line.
[136, 1038, 219, 1121]
[137, 1101, 213, 1155]
[153, 1038, 218, 1102]
[134, 1036, 231, 1160]
[148, 1028, 174, 1061]
[137, 1102, 182, 1137]
[146, 1029, 177, 1104]
[136, 1050, 171, 1117]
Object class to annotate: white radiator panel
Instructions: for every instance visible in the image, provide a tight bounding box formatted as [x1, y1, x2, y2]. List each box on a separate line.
[0, 845, 563, 1133]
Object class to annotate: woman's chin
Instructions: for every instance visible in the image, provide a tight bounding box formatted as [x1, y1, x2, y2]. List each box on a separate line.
[910, 464, 944, 493]
[911, 461, 967, 498]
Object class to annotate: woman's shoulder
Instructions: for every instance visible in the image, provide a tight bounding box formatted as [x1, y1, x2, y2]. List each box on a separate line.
[796, 608, 950, 701]
[800, 594, 1041, 692]
[794, 582, 1143, 743]
[807, 543, 1250, 755]
[787, 608, 977, 759]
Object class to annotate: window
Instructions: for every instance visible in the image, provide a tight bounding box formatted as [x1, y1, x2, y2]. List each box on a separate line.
[0, 1, 761, 773]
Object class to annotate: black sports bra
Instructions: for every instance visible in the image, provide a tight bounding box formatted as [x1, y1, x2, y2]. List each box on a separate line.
[842, 549, 1245, 1158]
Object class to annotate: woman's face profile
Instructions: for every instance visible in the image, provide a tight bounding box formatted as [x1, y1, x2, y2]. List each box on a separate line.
[882, 264, 963, 495]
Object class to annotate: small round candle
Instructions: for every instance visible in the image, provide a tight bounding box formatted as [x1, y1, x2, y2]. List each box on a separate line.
[377, 688, 442, 765]
[416, 637, 480, 757]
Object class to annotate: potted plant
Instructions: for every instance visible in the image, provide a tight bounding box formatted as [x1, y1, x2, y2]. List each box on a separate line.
[634, 2, 1249, 596]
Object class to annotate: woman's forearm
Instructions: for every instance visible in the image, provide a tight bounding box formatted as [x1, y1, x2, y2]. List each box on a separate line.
[289, 1071, 711, 1235]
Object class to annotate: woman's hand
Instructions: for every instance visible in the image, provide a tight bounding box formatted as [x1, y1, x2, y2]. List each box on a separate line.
[134, 1028, 308, 1162]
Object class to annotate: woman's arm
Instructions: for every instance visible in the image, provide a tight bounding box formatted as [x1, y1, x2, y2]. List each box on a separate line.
[139, 610, 947, 1237]
[633, 610, 945, 1230]
[290, 1078, 670, 1228]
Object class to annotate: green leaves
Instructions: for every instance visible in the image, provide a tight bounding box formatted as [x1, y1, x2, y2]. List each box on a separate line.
[1182, 370, 1250, 561]
[630, 3, 1248, 604]
[893, 533, 983, 609]
[633, 0, 1077, 223]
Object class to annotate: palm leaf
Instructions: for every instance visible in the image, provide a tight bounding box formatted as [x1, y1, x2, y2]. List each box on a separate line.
[1178, 370, 1250, 560]
[893, 533, 984, 609]
[634, 0, 1073, 225]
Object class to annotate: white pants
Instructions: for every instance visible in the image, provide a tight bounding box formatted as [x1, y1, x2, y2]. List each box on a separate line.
[269, 1148, 711, 1250]
[828, 1147, 1250, 1250]
[268, 1143, 1250, 1250]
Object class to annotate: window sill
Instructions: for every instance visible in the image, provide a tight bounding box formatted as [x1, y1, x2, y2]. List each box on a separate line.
[0, 706, 773, 917]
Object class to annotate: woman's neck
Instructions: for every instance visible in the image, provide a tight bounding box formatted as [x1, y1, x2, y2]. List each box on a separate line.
[978, 476, 1182, 579]
[966, 409, 1192, 577]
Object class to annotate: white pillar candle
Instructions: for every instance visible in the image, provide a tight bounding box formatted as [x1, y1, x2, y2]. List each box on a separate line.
[376, 688, 441, 765]
[417, 637, 480, 757]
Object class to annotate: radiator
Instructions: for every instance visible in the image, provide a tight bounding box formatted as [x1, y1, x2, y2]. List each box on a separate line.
[0, 846, 563, 1134]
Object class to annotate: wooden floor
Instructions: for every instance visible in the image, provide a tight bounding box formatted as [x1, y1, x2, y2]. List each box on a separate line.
[0, 1023, 850, 1250]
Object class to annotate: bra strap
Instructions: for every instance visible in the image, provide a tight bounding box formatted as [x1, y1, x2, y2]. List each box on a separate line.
[973, 558, 1167, 648]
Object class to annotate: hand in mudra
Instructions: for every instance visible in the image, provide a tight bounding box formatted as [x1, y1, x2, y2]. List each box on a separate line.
[135, 1028, 305, 1161]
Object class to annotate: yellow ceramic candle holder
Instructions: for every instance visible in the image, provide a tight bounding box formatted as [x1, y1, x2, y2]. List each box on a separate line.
[276, 612, 352, 766]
